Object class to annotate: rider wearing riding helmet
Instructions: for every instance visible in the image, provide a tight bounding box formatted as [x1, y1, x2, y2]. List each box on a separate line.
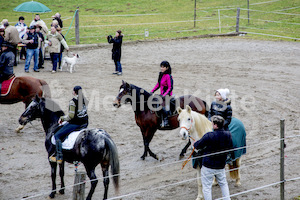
[151, 61, 173, 128]
[0, 41, 15, 91]
[49, 86, 88, 164]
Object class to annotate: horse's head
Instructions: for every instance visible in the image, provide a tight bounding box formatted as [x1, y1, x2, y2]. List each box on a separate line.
[19, 95, 43, 125]
[113, 80, 132, 108]
[177, 105, 194, 140]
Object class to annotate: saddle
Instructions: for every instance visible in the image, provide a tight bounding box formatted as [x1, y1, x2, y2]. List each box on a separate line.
[151, 95, 178, 118]
[51, 123, 88, 150]
[0, 75, 15, 97]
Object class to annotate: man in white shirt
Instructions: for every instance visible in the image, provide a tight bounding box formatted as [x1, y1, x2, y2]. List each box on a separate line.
[15, 16, 27, 60]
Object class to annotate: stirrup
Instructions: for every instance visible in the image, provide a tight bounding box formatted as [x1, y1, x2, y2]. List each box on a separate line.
[49, 155, 63, 164]
[49, 156, 57, 163]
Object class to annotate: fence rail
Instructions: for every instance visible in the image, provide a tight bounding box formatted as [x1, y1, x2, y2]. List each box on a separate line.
[54, 6, 299, 45]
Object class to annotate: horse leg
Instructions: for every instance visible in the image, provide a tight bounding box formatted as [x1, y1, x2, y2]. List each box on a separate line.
[49, 162, 57, 198]
[58, 162, 65, 194]
[142, 130, 158, 160]
[101, 163, 110, 200]
[179, 140, 191, 159]
[196, 167, 204, 200]
[229, 158, 241, 186]
[141, 135, 148, 160]
[86, 168, 98, 200]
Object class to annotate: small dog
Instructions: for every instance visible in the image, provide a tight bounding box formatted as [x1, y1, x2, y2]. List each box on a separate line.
[61, 54, 80, 73]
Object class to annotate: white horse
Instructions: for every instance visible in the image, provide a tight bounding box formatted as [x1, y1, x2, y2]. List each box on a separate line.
[177, 105, 246, 200]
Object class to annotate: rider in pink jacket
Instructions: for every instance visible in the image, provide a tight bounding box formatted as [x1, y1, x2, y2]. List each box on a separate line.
[151, 61, 173, 127]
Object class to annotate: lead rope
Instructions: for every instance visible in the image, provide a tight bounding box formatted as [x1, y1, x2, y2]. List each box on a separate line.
[181, 135, 196, 169]
[74, 161, 80, 172]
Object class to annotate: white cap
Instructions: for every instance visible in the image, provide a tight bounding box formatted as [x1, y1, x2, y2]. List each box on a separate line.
[216, 88, 230, 100]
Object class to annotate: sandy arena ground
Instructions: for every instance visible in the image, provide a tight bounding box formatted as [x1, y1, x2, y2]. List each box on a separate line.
[0, 37, 299, 200]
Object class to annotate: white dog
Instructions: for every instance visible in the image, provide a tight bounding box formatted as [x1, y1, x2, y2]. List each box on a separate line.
[61, 54, 80, 73]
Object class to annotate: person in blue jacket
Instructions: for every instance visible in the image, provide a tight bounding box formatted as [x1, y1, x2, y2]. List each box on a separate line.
[193, 115, 233, 200]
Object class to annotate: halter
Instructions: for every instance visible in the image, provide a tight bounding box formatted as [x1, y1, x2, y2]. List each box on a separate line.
[180, 119, 196, 169]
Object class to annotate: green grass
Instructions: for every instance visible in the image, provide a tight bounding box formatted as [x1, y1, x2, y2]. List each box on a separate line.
[1, 0, 299, 45]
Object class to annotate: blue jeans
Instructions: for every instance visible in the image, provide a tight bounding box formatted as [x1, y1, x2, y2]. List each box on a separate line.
[50, 53, 59, 71]
[54, 123, 81, 141]
[25, 48, 39, 71]
[114, 60, 122, 72]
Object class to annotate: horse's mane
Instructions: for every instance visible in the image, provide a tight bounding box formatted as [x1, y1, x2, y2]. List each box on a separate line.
[42, 98, 64, 117]
[193, 111, 213, 138]
[130, 84, 151, 102]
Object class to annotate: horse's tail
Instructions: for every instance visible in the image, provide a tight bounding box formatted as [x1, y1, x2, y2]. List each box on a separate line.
[39, 79, 51, 98]
[106, 136, 120, 192]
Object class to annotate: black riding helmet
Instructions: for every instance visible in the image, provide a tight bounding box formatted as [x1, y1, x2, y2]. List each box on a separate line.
[73, 86, 82, 95]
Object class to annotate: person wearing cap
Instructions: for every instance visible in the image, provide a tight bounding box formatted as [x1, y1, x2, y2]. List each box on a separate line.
[22, 25, 39, 72]
[49, 86, 88, 164]
[15, 16, 27, 60]
[208, 88, 232, 130]
[2, 19, 21, 66]
[0, 41, 15, 91]
[193, 115, 233, 200]
[46, 26, 69, 73]
[107, 30, 123, 75]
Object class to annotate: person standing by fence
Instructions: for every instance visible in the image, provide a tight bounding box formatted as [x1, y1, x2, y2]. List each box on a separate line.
[107, 30, 123, 76]
[193, 115, 233, 200]
[22, 26, 39, 73]
[46, 26, 69, 73]
[15, 16, 27, 60]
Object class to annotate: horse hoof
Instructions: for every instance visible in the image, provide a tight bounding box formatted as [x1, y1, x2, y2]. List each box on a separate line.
[179, 154, 185, 160]
[140, 156, 145, 160]
[49, 192, 56, 199]
[159, 156, 164, 162]
[59, 189, 65, 194]
[15, 125, 25, 133]
[236, 181, 241, 187]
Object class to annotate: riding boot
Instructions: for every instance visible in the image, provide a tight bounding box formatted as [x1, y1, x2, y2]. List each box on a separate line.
[161, 107, 171, 128]
[55, 139, 63, 164]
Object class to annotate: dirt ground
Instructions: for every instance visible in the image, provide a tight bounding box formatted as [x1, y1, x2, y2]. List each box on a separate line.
[0, 37, 299, 200]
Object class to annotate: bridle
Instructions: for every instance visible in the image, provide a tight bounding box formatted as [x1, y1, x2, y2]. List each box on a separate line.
[180, 118, 196, 169]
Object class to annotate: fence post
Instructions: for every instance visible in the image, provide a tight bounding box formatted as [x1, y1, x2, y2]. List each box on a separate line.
[193, 0, 197, 28]
[218, 9, 221, 33]
[247, 0, 250, 24]
[73, 171, 86, 200]
[236, 7, 240, 32]
[75, 8, 80, 45]
[280, 119, 285, 200]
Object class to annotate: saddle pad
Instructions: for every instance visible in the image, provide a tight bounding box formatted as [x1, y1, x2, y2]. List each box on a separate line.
[51, 130, 82, 150]
[1, 77, 16, 96]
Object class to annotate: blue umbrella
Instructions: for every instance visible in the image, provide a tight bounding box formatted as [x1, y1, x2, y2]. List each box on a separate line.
[13, 1, 52, 13]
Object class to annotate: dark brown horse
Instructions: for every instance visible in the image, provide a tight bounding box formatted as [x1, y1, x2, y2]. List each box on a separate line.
[0, 76, 51, 132]
[0, 76, 51, 106]
[113, 80, 208, 160]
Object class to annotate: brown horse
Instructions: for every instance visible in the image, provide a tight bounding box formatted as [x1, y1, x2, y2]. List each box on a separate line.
[0, 76, 51, 132]
[0, 76, 51, 106]
[113, 80, 208, 160]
